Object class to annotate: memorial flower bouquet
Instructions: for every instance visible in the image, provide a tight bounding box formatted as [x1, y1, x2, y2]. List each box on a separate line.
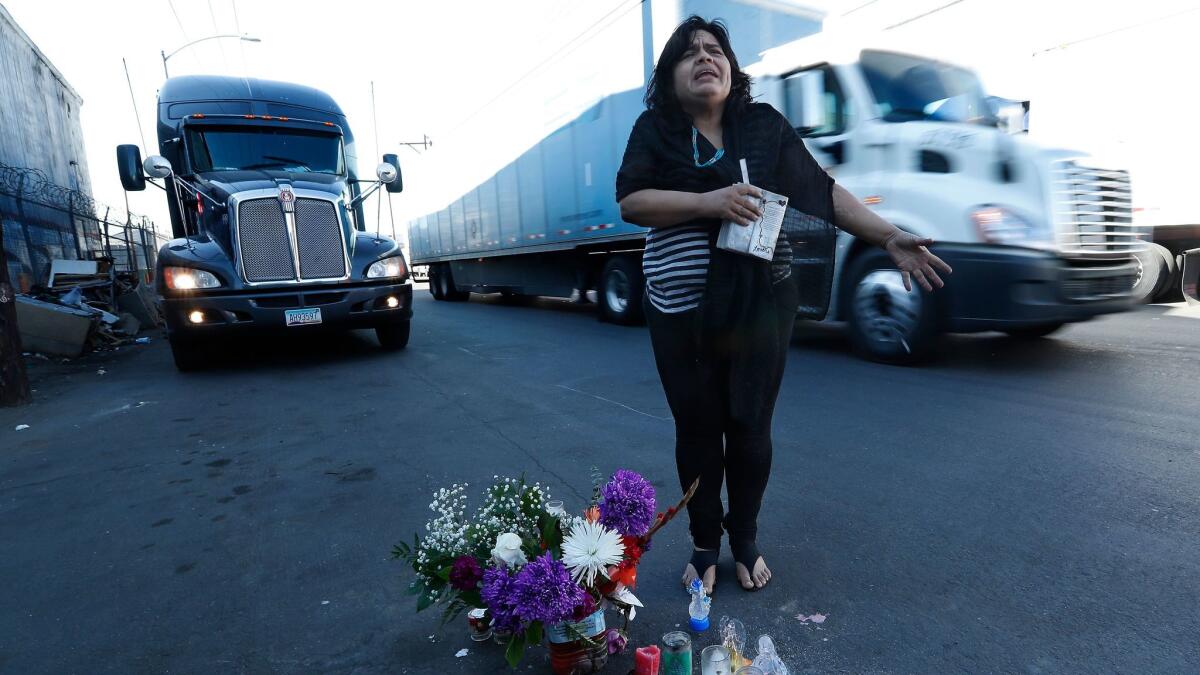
[394, 469, 696, 670]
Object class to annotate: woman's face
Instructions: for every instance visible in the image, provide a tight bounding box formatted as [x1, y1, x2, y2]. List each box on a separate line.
[672, 30, 731, 112]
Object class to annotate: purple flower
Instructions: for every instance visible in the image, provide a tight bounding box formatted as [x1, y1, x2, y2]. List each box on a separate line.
[572, 593, 598, 622]
[605, 628, 628, 655]
[512, 552, 587, 625]
[599, 469, 657, 537]
[449, 555, 483, 592]
[480, 566, 523, 634]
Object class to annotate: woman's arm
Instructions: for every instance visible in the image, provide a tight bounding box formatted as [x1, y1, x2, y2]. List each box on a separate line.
[619, 185, 764, 229]
[832, 183, 897, 247]
[833, 183, 953, 292]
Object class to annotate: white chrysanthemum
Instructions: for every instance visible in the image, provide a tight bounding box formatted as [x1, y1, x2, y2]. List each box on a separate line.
[561, 519, 625, 587]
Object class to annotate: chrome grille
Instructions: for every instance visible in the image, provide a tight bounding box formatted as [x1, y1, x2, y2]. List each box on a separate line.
[1052, 160, 1140, 258]
[1063, 272, 1135, 302]
[237, 198, 296, 282]
[294, 198, 347, 280]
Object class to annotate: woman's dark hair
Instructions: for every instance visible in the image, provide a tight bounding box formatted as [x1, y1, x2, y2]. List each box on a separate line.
[645, 16, 753, 122]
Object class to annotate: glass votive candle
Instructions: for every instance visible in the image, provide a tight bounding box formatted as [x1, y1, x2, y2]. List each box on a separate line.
[466, 607, 492, 642]
[544, 499, 566, 517]
[661, 631, 692, 675]
[734, 667, 766, 675]
[701, 645, 732, 675]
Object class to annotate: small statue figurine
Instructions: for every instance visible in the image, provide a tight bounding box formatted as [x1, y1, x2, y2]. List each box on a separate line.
[687, 577, 711, 631]
[752, 635, 789, 675]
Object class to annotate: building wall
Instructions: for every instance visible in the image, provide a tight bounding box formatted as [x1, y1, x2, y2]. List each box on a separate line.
[0, 2, 90, 193]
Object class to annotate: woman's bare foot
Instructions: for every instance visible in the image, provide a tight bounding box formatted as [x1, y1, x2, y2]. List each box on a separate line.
[682, 547, 719, 594]
[734, 556, 771, 590]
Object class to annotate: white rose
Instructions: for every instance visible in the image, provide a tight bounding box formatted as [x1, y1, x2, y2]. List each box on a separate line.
[491, 533, 527, 568]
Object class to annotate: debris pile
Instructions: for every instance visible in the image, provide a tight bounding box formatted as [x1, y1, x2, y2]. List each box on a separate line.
[15, 258, 162, 358]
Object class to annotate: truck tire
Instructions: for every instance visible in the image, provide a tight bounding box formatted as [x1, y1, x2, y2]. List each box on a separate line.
[429, 265, 445, 300]
[1131, 243, 1173, 304]
[169, 337, 204, 372]
[376, 322, 410, 350]
[598, 256, 645, 325]
[845, 249, 938, 364]
[442, 265, 470, 302]
[1002, 323, 1065, 339]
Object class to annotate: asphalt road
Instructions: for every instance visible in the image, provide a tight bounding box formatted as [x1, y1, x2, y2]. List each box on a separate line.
[2, 287, 1198, 674]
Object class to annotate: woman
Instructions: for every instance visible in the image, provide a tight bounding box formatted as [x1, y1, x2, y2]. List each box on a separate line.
[616, 17, 951, 592]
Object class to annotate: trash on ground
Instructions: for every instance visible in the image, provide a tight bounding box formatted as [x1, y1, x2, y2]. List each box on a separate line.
[15, 424, 30, 431]
[454, 648, 469, 658]
[795, 613, 827, 624]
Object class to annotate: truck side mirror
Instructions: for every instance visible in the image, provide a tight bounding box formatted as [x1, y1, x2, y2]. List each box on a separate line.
[787, 70, 827, 135]
[382, 153, 403, 193]
[116, 144, 146, 191]
[143, 155, 174, 179]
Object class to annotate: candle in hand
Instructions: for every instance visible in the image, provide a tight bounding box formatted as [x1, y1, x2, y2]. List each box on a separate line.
[635, 645, 661, 674]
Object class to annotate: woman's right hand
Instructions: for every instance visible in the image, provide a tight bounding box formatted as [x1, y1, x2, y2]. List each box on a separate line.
[704, 184, 763, 226]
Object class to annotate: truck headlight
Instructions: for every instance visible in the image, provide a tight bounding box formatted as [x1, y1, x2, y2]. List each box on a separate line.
[970, 205, 1035, 245]
[366, 256, 407, 279]
[163, 266, 222, 290]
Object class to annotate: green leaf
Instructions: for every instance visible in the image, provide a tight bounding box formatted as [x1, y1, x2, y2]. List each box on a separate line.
[459, 589, 483, 608]
[406, 579, 426, 596]
[416, 590, 436, 612]
[433, 566, 451, 582]
[504, 632, 527, 669]
[525, 622, 543, 647]
[540, 513, 563, 559]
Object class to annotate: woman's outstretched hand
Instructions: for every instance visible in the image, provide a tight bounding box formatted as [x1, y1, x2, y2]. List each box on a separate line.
[704, 184, 763, 226]
[883, 231, 954, 292]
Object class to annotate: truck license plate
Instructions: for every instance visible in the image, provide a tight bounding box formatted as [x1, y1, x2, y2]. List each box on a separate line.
[285, 308, 322, 326]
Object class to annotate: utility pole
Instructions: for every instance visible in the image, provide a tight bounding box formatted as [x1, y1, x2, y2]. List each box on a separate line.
[0, 234, 32, 406]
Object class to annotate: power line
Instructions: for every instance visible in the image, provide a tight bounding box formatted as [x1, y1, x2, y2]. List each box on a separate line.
[230, 0, 251, 82]
[884, 0, 968, 31]
[166, 0, 189, 39]
[207, 0, 231, 71]
[446, 0, 644, 135]
[1033, 5, 1200, 56]
[842, 0, 885, 16]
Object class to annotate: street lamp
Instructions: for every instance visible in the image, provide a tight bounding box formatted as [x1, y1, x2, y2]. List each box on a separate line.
[161, 34, 261, 78]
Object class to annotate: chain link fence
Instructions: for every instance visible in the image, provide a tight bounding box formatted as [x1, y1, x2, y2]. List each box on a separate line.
[0, 161, 166, 292]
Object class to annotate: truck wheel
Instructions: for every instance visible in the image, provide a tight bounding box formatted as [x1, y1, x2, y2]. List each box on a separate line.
[846, 250, 938, 364]
[1002, 323, 1065, 339]
[442, 265, 470, 302]
[598, 256, 645, 325]
[169, 337, 204, 372]
[376, 322, 410, 350]
[429, 265, 446, 300]
[1131, 244, 1173, 304]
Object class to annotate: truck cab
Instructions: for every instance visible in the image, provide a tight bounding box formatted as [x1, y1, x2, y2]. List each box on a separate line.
[116, 76, 412, 370]
[753, 46, 1137, 361]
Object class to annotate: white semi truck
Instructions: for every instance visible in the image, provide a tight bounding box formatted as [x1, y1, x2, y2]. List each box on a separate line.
[748, 39, 1138, 360]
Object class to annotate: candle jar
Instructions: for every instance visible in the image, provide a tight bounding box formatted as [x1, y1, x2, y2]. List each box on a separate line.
[545, 499, 566, 517]
[466, 607, 492, 642]
[661, 631, 692, 675]
[734, 667, 766, 675]
[701, 645, 732, 675]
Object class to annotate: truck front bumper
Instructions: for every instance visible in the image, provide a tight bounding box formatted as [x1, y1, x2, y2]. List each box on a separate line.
[935, 244, 1136, 332]
[161, 281, 413, 337]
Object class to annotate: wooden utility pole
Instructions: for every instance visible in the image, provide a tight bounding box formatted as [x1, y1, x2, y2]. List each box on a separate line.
[0, 233, 32, 407]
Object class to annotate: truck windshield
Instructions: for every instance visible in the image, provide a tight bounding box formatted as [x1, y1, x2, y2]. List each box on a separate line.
[186, 127, 345, 174]
[860, 50, 997, 126]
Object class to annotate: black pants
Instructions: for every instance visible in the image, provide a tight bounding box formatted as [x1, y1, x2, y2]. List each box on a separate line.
[644, 278, 799, 550]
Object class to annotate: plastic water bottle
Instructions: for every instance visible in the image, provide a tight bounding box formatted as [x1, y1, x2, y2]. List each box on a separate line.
[687, 578, 711, 631]
[751, 635, 789, 675]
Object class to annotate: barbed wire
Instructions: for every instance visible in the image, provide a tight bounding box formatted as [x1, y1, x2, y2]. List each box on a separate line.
[0, 160, 161, 232]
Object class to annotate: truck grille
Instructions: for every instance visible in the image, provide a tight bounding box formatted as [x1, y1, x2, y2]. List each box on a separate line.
[294, 199, 347, 280]
[237, 199, 296, 282]
[1052, 160, 1140, 258]
[237, 196, 347, 284]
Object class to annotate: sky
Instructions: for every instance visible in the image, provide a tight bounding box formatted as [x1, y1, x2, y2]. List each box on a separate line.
[4, 0, 1198, 239]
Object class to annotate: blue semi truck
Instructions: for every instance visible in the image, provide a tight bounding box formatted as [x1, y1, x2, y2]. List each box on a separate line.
[115, 76, 413, 370]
